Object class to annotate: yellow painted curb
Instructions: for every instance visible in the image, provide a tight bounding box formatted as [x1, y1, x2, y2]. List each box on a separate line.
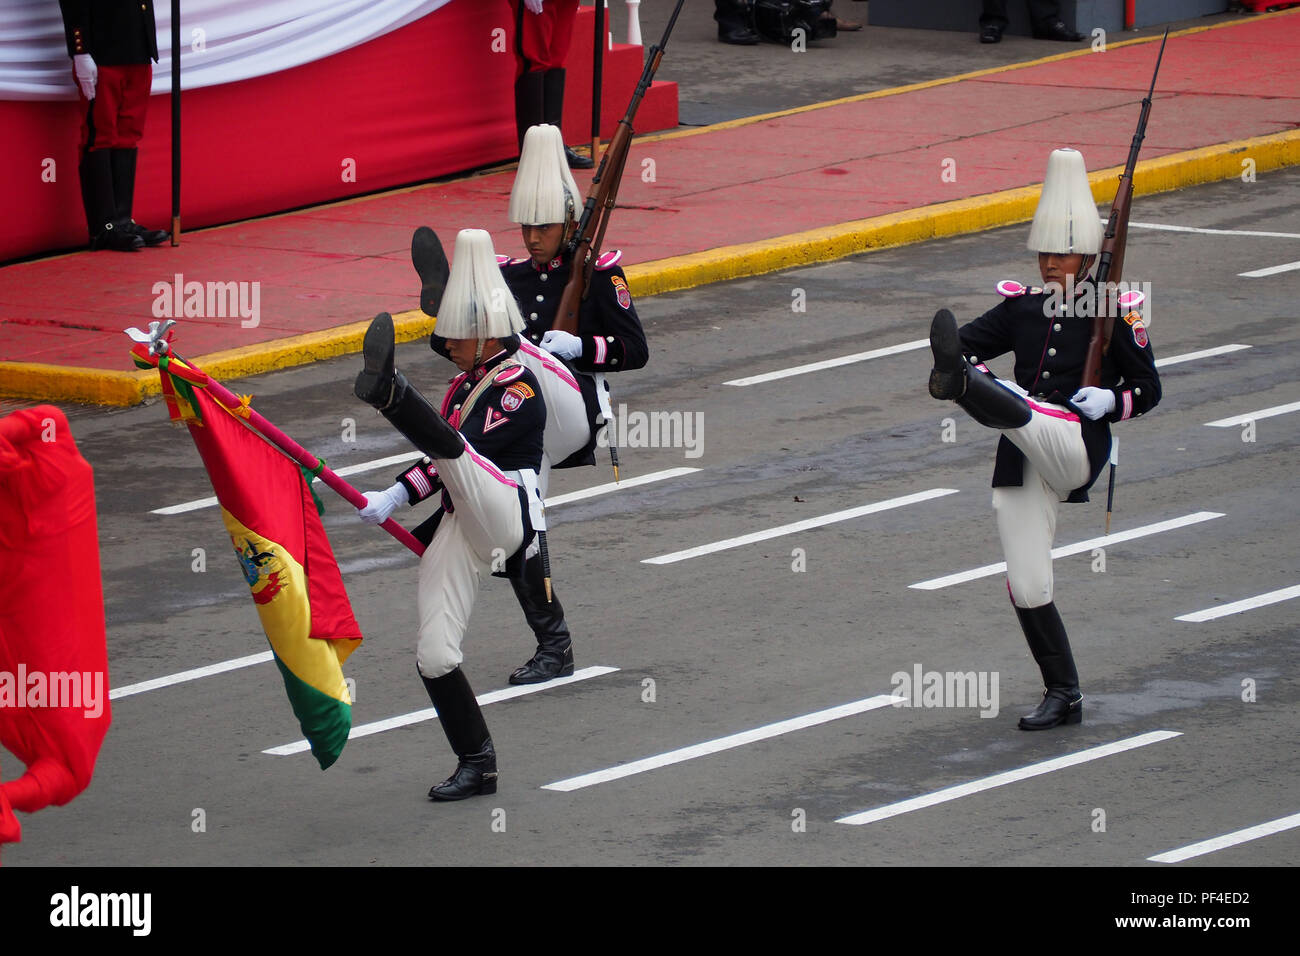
[0, 309, 432, 407]
[3, 129, 1297, 407]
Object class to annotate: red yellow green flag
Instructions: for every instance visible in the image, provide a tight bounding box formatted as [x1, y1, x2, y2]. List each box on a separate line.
[184, 384, 362, 770]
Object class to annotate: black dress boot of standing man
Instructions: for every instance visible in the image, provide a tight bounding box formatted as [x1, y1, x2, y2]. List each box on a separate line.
[980, 1, 1085, 43]
[715, 0, 760, 45]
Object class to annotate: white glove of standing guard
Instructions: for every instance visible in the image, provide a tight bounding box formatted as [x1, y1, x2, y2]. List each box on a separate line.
[540, 329, 582, 360]
[357, 482, 408, 526]
[1071, 386, 1116, 421]
[73, 54, 97, 100]
[524, 0, 545, 14]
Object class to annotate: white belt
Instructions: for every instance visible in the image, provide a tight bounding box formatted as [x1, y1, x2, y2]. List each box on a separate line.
[503, 468, 546, 532]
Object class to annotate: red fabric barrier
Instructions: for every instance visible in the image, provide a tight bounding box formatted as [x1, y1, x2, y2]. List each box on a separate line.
[0, 3, 523, 264]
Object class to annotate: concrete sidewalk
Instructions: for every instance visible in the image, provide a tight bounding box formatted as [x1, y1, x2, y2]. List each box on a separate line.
[2, 9, 1297, 405]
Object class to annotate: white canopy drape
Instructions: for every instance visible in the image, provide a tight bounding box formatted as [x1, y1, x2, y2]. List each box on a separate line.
[0, 0, 456, 100]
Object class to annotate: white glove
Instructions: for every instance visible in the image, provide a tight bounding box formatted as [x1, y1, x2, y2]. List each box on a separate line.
[73, 54, 97, 100]
[524, 0, 544, 13]
[540, 329, 582, 360]
[357, 482, 407, 526]
[1071, 386, 1116, 421]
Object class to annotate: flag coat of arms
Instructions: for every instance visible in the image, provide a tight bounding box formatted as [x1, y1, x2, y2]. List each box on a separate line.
[184, 384, 362, 769]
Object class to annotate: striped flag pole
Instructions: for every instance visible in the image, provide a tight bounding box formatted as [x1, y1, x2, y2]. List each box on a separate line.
[128, 339, 425, 556]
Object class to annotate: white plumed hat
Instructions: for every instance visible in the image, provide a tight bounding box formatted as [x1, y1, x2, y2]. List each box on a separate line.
[435, 229, 524, 340]
[508, 124, 582, 226]
[1026, 148, 1103, 255]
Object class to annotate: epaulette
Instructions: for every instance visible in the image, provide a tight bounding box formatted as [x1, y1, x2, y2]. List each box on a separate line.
[491, 364, 528, 386]
[594, 250, 623, 270]
[1116, 289, 1146, 311]
[996, 279, 1042, 297]
[496, 255, 529, 268]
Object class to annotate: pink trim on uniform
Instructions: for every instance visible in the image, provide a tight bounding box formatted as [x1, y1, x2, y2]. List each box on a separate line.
[464, 446, 519, 488]
[441, 372, 468, 418]
[1027, 399, 1080, 423]
[595, 250, 623, 270]
[1121, 390, 1133, 421]
[409, 467, 432, 499]
[518, 340, 582, 393]
[493, 365, 526, 385]
[593, 336, 607, 365]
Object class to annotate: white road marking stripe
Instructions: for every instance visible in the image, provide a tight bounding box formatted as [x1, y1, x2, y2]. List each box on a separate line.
[643, 488, 959, 565]
[909, 512, 1224, 590]
[135, 470, 695, 702]
[1205, 401, 1300, 428]
[1129, 221, 1300, 240]
[153, 451, 424, 514]
[1155, 344, 1251, 367]
[109, 651, 274, 700]
[1175, 584, 1300, 623]
[542, 695, 899, 792]
[721, 325, 1250, 391]
[263, 666, 619, 756]
[156, 460, 695, 515]
[545, 467, 701, 506]
[1148, 811, 1300, 863]
[1239, 260, 1300, 278]
[836, 731, 1182, 826]
[723, 339, 929, 387]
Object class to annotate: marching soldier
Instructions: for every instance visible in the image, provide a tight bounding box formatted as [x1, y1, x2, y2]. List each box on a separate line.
[411, 123, 648, 687]
[926, 148, 1161, 730]
[354, 229, 548, 800]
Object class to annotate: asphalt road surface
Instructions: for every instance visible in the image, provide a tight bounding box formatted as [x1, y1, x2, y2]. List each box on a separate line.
[6, 166, 1299, 870]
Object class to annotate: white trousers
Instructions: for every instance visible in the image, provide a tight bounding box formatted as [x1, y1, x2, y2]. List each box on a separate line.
[991, 399, 1091, 610]
[416, 441, 525, 677]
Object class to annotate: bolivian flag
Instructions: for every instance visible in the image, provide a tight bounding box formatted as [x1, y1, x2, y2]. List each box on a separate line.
[184, 385, 362, 770]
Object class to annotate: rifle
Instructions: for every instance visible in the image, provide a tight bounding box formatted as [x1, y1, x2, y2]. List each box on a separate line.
[1080, 29, 1168, 388]
[553, 0, 686, 336]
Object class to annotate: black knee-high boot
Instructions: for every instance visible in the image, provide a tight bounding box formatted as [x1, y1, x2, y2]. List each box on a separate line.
[109, 147, 169, 246]
[514, 69, 546, 155]
[410, 227, 450, 318]
[1014, 602, 1083, 730]
[420, 667, 498, 800]
[928, 308, 1032, 429]
[78, 149, 142, 251]
[508, 552, 575, 685]
[542, 68, 593, 169]
[354, 312, 464, 460]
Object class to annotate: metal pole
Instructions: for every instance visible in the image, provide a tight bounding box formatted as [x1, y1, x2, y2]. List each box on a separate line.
[170, 0, 180, 245]
[591, 0, 604, 161]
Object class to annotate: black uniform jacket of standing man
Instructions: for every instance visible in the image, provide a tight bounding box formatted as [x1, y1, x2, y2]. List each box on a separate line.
[59, 0, 158, 63]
